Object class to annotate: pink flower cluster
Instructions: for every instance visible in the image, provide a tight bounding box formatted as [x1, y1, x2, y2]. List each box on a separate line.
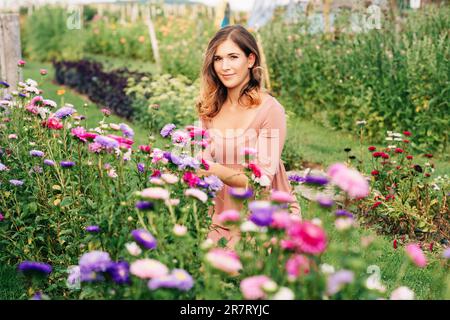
[283, 220, 327, 255]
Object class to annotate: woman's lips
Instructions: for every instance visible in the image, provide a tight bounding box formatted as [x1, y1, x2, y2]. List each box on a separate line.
[222, 74, 235, 78]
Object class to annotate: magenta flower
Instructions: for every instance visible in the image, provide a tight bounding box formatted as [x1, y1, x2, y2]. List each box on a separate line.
[405, 244, 427, 268]
[286, 254, 310, 280]
[287, 220, 327, 255]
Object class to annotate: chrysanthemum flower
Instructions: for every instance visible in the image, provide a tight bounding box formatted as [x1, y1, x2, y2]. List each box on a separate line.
[131, 229, 157, 250]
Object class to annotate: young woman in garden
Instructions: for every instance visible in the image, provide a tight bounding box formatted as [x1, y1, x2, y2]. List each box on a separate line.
[195, 25, 300, 247]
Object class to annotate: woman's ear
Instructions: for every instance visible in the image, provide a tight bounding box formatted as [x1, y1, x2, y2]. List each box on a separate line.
[248, 53, 256, 69]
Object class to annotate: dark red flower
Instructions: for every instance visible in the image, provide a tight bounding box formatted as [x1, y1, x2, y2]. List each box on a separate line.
[373, 152, 383, 158]
[424, 154, 433, 158]
[424, 173, 431, 177]
[429, 242, 434, 252]
[406, 155, 413, 160]
[393, 239, 398, 249]
[381, 153, 390, 159]
[396, 165, 402, 170]
[395, 148, 404, 153]
[371, 170, 379, 176]
[403, 131, 411, 136]
[151, 170, 161, 178]
[403, 139, 410, 143]
[368, 146, 376, 152]
[371, 201, 382, 210]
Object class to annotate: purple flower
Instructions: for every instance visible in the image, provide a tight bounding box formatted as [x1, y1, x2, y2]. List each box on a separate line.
[131, 229, 157, 250]
[148, 269, 194, 291]
[107, 261, 131, 285]
[43, 159, 55, 166]
[304, 175, 329, 186]
[316, 195, 334, 207]
[0, 163, 8, 171]
[54, 106, 76, 119]
[137, 163, 145, 173]
[229, 188, 254, 200]
[9, 179, 24, 186]
[249, 201, 274, 227]
[168, 153, 182, 166]
[326, 270, 354, 295]
[0, 213, 4, 221]
[178, 156, 200, 170]
[32, 165, 43, 174]
[288, 174, 305, 183]
[204, 175, 224, 192]
[30, 291, 49, 300]
[443, 247, 450, 260]
[0, 81, 10, 88]
[160, 123, 176, 137]
[135, 201, 154, 211]
[335, 209, 354, 218]
[79, 251, 112, 282]
[94, 135, 119, 149]
[60, 161, 75, 168]
[85, 225, 101, 233]
[30, 150, 45, 158]
[18, 261, 52, 276]
[119, 123, 134, 138]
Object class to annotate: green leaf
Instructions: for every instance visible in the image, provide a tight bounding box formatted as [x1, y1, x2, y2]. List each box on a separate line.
[60, 197, 73, 207]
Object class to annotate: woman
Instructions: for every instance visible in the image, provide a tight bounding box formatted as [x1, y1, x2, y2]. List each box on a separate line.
[195, 25, 300, 247]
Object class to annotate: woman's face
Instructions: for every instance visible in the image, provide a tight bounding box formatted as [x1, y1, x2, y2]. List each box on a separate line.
[213, 39, 255, 90]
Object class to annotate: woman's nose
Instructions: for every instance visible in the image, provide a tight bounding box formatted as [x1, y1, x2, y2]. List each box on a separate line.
[221, 58, 231, 70]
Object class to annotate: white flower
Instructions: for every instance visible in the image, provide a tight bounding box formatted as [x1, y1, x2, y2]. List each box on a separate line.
[149, 177, 165, 185]
[161, 173, 179, 184]
[240, 220, 267, 233]
[262, 280, 278, 293]
[390, 286, 414, 300]
[385, 137, 393, 141]
[311, 218, 322, 227]
[272, 287, 295, 300]
[201, 238, 214, 250]
[109, 123, 120, 130]
[253, 174, 271, 187]
[334, 217, 355, 231]
[320, 263, 335, 275]
[366, 275, 386, 293]
[25, 79, 38, 87]
[125, 242, 142, 256]
[173, 224, 187, 237]
[356, 120, 367, 125]
[123, 149, 132, 161]
[93, 127, 103, 134]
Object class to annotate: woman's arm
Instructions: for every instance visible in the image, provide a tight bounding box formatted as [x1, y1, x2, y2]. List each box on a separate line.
[197, 161, 249, 188]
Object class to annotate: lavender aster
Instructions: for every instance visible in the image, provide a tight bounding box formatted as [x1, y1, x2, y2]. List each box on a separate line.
[0, 81, 10, 88]
[160, 123, 176, 137]
[85, 225, 101, 233]
[137, 163, 145, 173]
[135, 201, 154, 211]
[107, 261, 131, 285]
[335, 209, 354, 218]
[94, 135, 119, 149]
[9, 179, 24, 186]
[60, 161, 75, 168]
[178, 156, 200, 170]
[131, 229, 157, 250]
[443, 247, 450, 260]
[30, 150, 44, 157]
[43, 159, 55, 166]
[18, 261, 52, 276]
[79, 251, 112, 282]
[305, 175, 329, 186]
[229, 187, 254, 200]
[54, 106, 76, 119]
[148, 269, 194, 291]
[249, 201, 274, 227]
[119, 123, 134, 138]
[204, 175, 224, 192]
[288, 174, 305, 184]
[327, 270, 354, 295]
[0, 163, 7, 171]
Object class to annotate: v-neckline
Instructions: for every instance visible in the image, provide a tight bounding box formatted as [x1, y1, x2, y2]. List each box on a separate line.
[209, 95, 273, 139]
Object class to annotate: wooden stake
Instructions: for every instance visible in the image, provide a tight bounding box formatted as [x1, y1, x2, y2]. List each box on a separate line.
[145, 5, 161, 72]
[0, 13, 22, 93]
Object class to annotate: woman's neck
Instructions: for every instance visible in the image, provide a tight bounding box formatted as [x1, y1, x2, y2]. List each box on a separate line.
[226, 75, 251, 106]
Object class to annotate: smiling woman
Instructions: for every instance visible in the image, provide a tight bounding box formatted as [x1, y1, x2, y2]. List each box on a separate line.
[195, 25, 300, 247]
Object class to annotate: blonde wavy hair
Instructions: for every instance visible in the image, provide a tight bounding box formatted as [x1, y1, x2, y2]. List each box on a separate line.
[196, 25, 263, 120]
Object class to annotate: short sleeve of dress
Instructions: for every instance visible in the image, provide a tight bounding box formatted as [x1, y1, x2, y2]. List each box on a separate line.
[255, 100, 287, 183]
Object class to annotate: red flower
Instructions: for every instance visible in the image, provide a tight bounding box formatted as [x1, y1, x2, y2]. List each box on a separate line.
[424, 173, 431, 178]
[385, 194, 395, 201]
[248, 162, 262, 178]
[396, 165, 402, 170]
[406, 155, 413, 160]
[424, 154, 433, 158]
[381, 153, 390, 159]
[371, 201, 382, 210]
[403, 139, 410, 143]
[42, 118, 63, 130]
[395, 148, 404, 153]
[429, 242, 434, 252]
[151, 170, 161, 178]
[371, 170, 379, 176]
[393, 239, 398, 249]
[368, 146, 376, 152]
[201, 159, 210, 170]
[372, 152, 383, 158]
[139, 145, 152, 153]
[403, 131, 411, 136]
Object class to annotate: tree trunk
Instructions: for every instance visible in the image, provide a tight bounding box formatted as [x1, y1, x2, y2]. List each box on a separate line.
[0, 13, 22, 94]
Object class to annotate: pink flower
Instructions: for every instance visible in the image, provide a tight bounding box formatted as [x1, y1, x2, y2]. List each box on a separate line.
[217, 210, 241, 224]
[161, 173, 179, 184]
[139, 145, 152, 153]
[130, 259, 169, 279]
[242, 147, 257, 156]
[248, 162, 262, 178]
[101, 108, 111, 116]
[173, 224, 187, 236]
[271, 211, 292, 229]
[8, 134, 18, 139]
[205, 248, 242, 276]
[270, 190, 296, 203]
[17, 59, 26, 67]
[184, 188, 208, 203]
[40, 69, 48, 76]
[43, 118, 63, 130]
[88, 142, 103, 153]
[140, 187, 170, 200]
[405, 244, 427, 268]
[286, 254, 310, 280]
[287, 221, 327, 255]
[327, 163, 369, 199]
[240, 275, 272, 300]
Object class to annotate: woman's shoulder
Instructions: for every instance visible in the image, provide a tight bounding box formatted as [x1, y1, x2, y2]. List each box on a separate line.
[262, 93, 286, 117]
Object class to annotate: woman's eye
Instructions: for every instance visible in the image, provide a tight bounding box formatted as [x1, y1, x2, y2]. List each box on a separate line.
[231, 56, 238, 59]
[214, 57, 221, 61]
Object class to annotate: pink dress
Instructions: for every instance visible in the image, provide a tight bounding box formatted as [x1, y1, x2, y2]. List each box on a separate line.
[199, 95, 301, 246]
